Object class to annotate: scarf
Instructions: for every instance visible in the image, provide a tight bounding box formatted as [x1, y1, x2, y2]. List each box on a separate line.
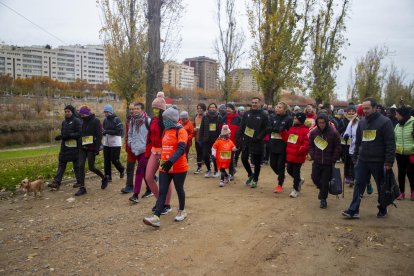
[163, 119, 176, 130]
[130, 112, 146, 134]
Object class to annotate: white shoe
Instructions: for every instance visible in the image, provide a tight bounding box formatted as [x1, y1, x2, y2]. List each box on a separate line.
[204, 170, 213, 178]
[175, 210, 187, 222]
[289, 189, 299, 198]
[219, 180, 224, 187]
[213, 172, 219, 178]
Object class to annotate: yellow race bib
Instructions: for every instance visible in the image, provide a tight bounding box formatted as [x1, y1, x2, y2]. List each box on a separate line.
[82, 136, 93, 145]
[271, 132, 282, 140]
[65, 139, 77, 148]
[287, 134, 299, 144]
[196, 123, 201, 129]
[314, 136, 328, 150]
[362, 130, 376, 142]
[244, 127, 255, 138]
[396, 144, 403, 154]
[209, 123, 217, 131]
[220, 151, 231, 160]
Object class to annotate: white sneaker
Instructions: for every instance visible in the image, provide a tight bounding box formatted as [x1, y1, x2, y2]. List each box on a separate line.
[143, 215, 160, 227]
[289, 189, 299, 198]
[219, 180, 224, 187]
[204, 170, 213, 178]
[175, 210, 187, 222]
[213, 172, 220, 178]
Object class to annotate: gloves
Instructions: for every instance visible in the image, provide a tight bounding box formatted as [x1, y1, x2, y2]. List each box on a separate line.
[161, 160, 173, 172]
[54, 135, 62, 141]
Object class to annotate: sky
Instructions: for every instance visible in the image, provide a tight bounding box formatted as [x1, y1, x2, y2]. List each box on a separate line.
[0, 0, 413, 100]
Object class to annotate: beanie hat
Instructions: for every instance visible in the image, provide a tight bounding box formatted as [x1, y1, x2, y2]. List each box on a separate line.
[180, 111, 189, 119]
[64, 104, 75, 114]
[219, 104, 226, 113]
[294, 106, 301, 112]
[79, 106, 92, 116]
[294, 112, 306, 124]
[226, 103, 235, 111]
[357, 104, 364, 117]
[162, 107, 179, 123]
[103, 104, 114, 114]
[237, 106, 245, 111]
[347, 104, 356, 112]
[338, 109, 345, 115]
[152, 91, 167, 111]
[396, 106, 411, 118]
[220, 124, 231, 136]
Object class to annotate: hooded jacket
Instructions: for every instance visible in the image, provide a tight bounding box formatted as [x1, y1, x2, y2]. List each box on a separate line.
[102, 113, 123, 147]
[268, 112, 293, 154]
[81, 114, 102, 153]
[199, 110, 221, 143]
[58, 113, 82, 162]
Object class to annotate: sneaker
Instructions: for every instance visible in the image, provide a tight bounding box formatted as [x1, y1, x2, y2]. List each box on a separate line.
[73, 182, 81, 188]
[219, 180, 225, 187]
[129, 194, 139, 204]
[143, 215, 160, 227]
[397, 192, 405, 200]
[49, 180, 60, 191]
[74, 187, 87, 196]
[121, 185, 134, 194]
[245, 175, 254, 186]
[289, 189, 299, 198]
[194, 167, 202, 174]
[320, 199, 327, 209]
[213, 172, 220, 178]
[204, 170, 213, 178]
[342, 209, 360, 219]
[228, 174, 234, 181]
[120, 170, 125, 179]
[161, 205, 172, 215]
[274, 185, 283, 193]
[377, 208, 388, 218]
[367, 182, 373, 195]
[174, 210, 187, 222]
[298, 178, 304, 191]
[251, 180, 258, 188]
[101, 176, 109, 190]
[142, 190, 154, 198]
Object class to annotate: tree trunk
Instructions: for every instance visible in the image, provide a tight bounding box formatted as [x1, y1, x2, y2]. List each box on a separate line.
[146, 0, 163, 116]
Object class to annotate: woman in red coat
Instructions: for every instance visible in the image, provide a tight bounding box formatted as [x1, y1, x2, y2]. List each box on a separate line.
[281, 112, 309, 198]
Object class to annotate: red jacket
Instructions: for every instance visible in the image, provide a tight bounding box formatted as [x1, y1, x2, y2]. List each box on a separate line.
[281, 124, 309, 163]
[226, 113, 240, 144]
[145, 116, 163, 158]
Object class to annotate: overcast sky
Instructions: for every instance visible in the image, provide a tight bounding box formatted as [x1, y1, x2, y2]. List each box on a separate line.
[0, 0, 413, 100]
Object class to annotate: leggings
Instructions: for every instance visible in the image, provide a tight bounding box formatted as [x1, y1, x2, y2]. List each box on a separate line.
[79, 149, 105, 187]
[241, 147, 262, 181]
[154, 172, 187, 217]
[145, 152, 172, 205]
[270, 152, 286, 185]
[133, 153, 148, 194]
[396, 154, 414, 193]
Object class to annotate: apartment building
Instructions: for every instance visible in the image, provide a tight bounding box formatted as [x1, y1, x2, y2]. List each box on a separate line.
[162, 61, 195, 90]
[0, 44, 109, 84]
[230, 69, 261, 93]
[183, 56, 218, 91]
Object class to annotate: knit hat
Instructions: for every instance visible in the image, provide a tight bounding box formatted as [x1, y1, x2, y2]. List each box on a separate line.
[152, 91, 167, 111]
[64, 104, 75, 114]
[294, 106, 301, 112]
[237, 106, 245, 111]
[219, 104, 226, 113]
[162, 107, 179, 123]
[226, 103, 235, 111]
[347, 104, 356, 112]
[294, 112, 306, 124]
[357, 104, 364, 117]
[396, 106, 411, 118]
[180, 111, 189, 119]
[79, 106, 92, 116]
[103, 104, 114, 114]
[220, 124, 231, 136]
[338, 109, 345, 115]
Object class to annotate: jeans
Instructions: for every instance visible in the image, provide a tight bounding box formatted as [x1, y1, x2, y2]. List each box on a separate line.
[287, 162, 302, 191]
[103, 146, 125, 178]
[154, 172, 187, 217]
[270, 152, 287, 185]
[396, 154, 414, 193]
[79, 149, 105, 187]
[311, 163, 332, 200]
[348, 161, 385, 212]
[241, 147, 262, 182]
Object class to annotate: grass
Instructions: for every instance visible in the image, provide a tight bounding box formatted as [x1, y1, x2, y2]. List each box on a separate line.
[0, 145, 60, 161]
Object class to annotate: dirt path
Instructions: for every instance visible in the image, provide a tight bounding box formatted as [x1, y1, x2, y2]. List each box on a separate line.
[1, 160, 413, 275]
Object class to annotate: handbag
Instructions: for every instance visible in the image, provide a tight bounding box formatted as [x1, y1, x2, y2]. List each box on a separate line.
[379, 169, 400, 207]
[329, 166, 343, 196]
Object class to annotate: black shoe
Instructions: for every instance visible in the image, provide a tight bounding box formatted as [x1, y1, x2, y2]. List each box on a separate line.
[377, 208, 388, 218]
[120, 170, 125, 179]
[49, 180, 60, 191]
[73, 182, 81, 188]
[75, 187, 87, 196]
[101, 176, 109, 190]
[161, 205, 172, 215]
[142, 190, 154, 198]
[121, 185, 134, 194]
[320, 200, 327, 209]
[129, 194, 139, 204]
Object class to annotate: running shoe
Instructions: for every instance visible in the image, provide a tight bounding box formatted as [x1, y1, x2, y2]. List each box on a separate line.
[143, 215, 160, 227]
[289, 189, 299, 198]
[175, 210, 187, 222]
[274, 185, 283, 193]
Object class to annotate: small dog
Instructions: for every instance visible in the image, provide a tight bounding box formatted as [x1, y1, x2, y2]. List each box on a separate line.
[20, 176, 45, 198]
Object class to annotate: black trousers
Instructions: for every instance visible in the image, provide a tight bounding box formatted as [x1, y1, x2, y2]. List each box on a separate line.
[241, 147, 262, 181]
[343, 146, 354, 180]
[54, 158, 80, 184]
[220, 168, 229, 180]
[263, 141, 270, 163]
[270, 152, 287, 185]
[103, 146, 125, 178]
[195, 141, 203, 168]
[155, 172, 187, 217]
[311, 163, 333, 200]
[396, 154, 414, 193]
[79, 149, 105, 187]
[287, 162, 302, 191]
[202, 141, 217, 172]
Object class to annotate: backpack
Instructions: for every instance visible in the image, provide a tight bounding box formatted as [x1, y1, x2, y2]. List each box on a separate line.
[329, 166, 343, 196]
[379, 169, 400, 207]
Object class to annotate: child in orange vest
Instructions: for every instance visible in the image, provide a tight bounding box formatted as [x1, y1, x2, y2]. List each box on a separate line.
[212, 125, 237, 187]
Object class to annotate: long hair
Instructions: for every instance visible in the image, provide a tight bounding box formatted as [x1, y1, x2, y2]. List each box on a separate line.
[158, 109, 164, 136]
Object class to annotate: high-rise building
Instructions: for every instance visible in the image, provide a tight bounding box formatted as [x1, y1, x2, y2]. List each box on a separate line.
[183, 56, 218, 91]
[162, 61, 195, 90]
[0, 44, 109, 84]
[230, 69, 261, 93]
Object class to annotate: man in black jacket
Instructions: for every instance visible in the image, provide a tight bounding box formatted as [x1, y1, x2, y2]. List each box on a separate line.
[49, 105, 82, 191]
[236, 97, 268, 188]
[342, 98, 396, 219]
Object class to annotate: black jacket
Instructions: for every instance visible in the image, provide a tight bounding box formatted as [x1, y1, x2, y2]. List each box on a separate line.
[59, 115, 82, 162]
[81, 114, 102, 152]
[103, 114, 124, 136]
[236, 109, 268, 154]
[268, 113, 293, 154]
[199, 111, 221, 143]
[354, 112, 396, 165]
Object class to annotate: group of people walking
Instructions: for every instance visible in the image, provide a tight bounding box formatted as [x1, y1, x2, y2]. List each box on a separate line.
[49, 92, 414, 227]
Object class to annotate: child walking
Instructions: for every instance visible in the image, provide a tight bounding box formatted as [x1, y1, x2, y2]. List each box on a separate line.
[212, 125, 237, 187]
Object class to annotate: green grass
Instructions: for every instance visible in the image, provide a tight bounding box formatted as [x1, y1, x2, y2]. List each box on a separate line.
[0, 145, 60, 161]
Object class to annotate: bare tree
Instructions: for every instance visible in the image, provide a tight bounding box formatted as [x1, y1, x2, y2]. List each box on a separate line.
[214, 0, 245, 103]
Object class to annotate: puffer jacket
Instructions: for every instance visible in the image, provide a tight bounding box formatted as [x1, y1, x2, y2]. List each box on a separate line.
[268, 113, 293, 154]
[236, 109, 268, 154]
[81, 114, 102, 153]
[281, 124, 309, 163]
[103, 114, 123, 136]
[394, 116, 414, 155]
[199, 110, 221, 143]
[59, 115, 82, 162]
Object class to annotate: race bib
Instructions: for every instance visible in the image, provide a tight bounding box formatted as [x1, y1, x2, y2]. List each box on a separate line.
[196, 122, 201, 129]
[220, 151, 231, 160]
[396, 144, 403, 154]
[209, 123, 216, 131]
[65, 139, 77, 148]
[314, 136, 328, 150]
[271, 132, 282, 140]
[82, 136, 93, 145]
[244, 127, 255, 138]
[287, 134, 299, 144]
[362, 130, 376, 142]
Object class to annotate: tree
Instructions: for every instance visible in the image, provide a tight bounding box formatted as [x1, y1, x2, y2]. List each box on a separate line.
[99, 0, 148, 116]
[353, 46, 388, 102]
[383, 65, 413, 107]
[214, 0, 245, 103]
[248, 0, 313, 105]
[308, 0, 349, 106]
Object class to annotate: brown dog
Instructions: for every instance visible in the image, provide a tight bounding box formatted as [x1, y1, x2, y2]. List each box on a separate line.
[20, 176, 45, 198]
